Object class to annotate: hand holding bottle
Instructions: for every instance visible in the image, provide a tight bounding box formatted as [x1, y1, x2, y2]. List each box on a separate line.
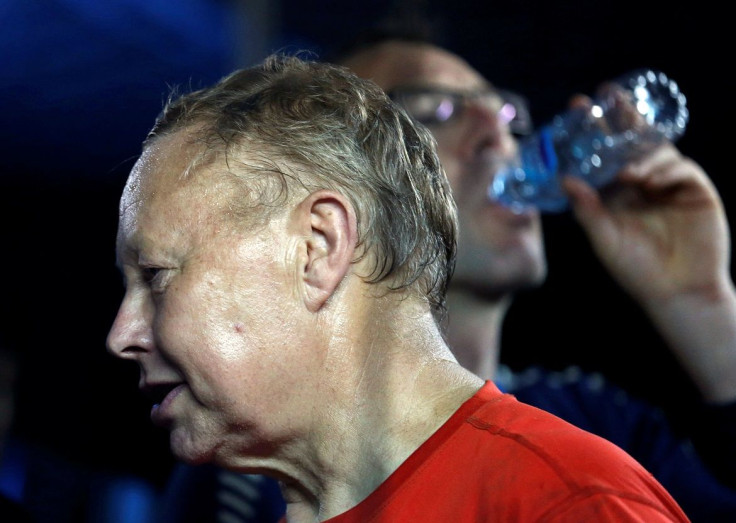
[489, 69, 689, 213]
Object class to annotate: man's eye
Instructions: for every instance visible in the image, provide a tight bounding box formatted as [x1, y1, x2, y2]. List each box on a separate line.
[141, 267, 165, 289]
[403, 94, 457, 124]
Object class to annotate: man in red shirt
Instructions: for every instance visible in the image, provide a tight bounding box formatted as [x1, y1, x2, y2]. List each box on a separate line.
[107, 53, 688, 521]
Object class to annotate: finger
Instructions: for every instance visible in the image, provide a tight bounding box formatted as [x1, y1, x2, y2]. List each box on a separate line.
[618, 143, 682, 182]
[563, 175, 620, 251]
[618, 146, 718, 206]
[562, 175, 600, 212]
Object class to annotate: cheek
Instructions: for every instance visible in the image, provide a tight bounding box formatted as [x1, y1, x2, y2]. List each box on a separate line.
[152, 272, 243, 363]
[169, 263, 301, 369]
[434, 143, 474, 200]
[435, 154, 463, 197]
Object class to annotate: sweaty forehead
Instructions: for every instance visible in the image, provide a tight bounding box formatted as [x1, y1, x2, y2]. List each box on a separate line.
[344, 41, 489, 92]
[120, 131, 201, 215]
[117, 130, 232, 252]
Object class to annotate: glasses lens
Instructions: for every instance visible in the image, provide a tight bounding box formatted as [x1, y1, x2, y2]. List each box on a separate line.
[498, 90, 533, 136]
[390, 90, 458, 125]
[390, 88, 533, 135]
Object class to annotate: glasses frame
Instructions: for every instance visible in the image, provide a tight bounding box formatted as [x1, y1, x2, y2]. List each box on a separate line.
[388, 86, 533, 137]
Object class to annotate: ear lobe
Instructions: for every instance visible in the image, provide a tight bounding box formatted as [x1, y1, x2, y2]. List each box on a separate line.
[297, 190, 357, 312]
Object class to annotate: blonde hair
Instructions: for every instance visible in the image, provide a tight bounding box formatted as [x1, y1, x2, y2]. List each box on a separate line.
[144, 53, 457, 322]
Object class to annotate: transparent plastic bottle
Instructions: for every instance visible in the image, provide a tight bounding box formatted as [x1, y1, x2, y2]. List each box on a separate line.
[489, 69, 689, 213]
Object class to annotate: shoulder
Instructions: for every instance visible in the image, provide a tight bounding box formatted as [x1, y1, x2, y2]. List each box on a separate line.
[432, 385, 688, 520]
[455, 381, 657, 483]
[465, 383, 637, 470]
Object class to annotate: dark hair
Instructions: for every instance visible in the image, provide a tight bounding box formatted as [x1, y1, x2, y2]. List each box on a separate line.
[326, 5, 448, 65]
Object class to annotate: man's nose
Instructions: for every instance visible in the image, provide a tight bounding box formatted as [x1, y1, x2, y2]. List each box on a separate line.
[466, 97, 514, 133]
[106, 291, 155, 360]
[463, 100, 518, 157]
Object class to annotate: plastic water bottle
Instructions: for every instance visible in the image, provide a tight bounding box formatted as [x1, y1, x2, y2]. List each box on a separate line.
[489, 69, 689, 213]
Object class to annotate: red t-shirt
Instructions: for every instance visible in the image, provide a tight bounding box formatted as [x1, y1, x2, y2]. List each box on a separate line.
[283, 381, 690, 522]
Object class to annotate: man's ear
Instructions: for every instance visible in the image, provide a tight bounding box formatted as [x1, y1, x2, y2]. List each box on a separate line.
[294, 190, 357, 312]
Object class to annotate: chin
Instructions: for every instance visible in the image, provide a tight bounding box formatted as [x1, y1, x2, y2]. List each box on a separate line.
[169, 425, 217, 465]
[453, 262, 547, 296]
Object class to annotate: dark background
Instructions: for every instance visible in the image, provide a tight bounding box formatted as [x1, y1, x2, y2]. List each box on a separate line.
[1, 0, 731, 493]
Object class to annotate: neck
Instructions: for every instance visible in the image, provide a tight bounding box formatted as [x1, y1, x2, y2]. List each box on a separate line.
[277, 293, 485, 521]
[445, 287, 512, 379]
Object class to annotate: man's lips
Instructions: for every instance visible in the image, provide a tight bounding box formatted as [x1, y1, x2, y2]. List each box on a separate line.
[479, 198, 538, 225]
[463, 150, 536, 216]
[141, 382, 185, 426]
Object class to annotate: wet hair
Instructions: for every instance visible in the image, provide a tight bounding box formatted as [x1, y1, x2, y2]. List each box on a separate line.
[144, 53, 457, 323]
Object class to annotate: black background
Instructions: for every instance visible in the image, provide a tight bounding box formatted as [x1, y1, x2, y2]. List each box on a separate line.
[1, 0, 731, 488]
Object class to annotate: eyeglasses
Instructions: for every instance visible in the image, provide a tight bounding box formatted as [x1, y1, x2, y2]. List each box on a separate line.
[388, 86, 533, 136]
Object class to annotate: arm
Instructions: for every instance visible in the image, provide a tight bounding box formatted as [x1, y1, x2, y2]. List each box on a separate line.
[564, 144, 736, 404]
[564, 144, 736, 487]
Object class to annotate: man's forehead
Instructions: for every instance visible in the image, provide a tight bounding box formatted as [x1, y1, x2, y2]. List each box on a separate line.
[117, 131, 220, 252]
[120, 131, 202, 214]
[347, 41, 489, 92]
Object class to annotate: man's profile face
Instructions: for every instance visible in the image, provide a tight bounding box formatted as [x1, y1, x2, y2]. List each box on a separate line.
[343, 41, 547, 295]
[107, 130, 328, 465]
